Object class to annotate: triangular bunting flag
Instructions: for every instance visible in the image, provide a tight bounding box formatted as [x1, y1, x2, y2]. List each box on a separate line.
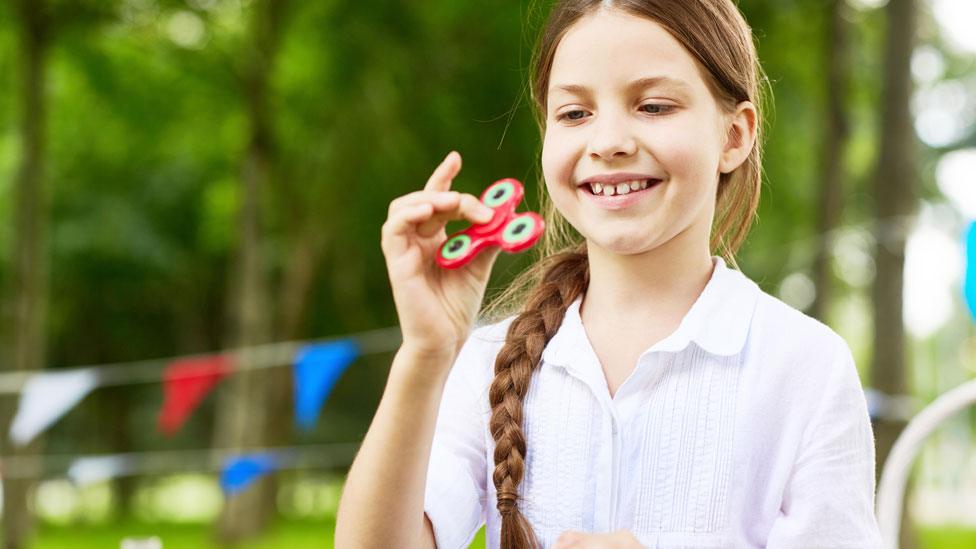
[220, 453, 278, 495]
[158, 355, 230, 436]
[10, 369, 100, 446]
[67, 455, 135, 486]
[294, 340, 359, 430]
[965, 221, 976, 321]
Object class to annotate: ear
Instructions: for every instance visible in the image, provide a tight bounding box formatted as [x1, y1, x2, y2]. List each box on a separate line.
[718, 100, 757, 175]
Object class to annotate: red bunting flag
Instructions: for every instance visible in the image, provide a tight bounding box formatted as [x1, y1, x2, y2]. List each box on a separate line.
[158, 355, 231, 436]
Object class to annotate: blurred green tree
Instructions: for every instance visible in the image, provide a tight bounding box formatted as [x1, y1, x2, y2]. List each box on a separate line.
[1, 0, 50, 546]
[0, 0, 968, 542]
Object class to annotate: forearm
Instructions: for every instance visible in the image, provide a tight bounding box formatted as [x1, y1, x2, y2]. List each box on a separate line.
[335, 346, 455, 548]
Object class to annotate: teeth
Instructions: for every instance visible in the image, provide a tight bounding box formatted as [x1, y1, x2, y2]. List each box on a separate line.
[588, 179, 655, 196]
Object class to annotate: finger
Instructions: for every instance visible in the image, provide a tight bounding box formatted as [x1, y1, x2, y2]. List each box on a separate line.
[614, 530, 644, 548]
[416, 193, 494, 238]
[464, 243, 502, 279]
[554, 531, 583, 549]
[424, 151, 462, 192]
[388, 190, 460, 218]
[381, 203, 435, 257]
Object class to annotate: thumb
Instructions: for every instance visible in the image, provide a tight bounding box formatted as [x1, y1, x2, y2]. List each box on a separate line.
[465, 245, 503, 281]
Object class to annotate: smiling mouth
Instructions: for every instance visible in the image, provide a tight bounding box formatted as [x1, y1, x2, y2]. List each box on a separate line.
[581, 179, 662, 196]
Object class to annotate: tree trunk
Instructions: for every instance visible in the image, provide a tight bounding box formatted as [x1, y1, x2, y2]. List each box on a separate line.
[213, 0, 288, 543]
[267, 223, 329, 446]
[870, 0, 918, 547]
[809, 0, 849, 322]
[213, 116, 274, 544]
[0, 1, 49, 548]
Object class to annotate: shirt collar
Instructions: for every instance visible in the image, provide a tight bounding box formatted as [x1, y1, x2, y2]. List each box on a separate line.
[542, 255, 761, 370]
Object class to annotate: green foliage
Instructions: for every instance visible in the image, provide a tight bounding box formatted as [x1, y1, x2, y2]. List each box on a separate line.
[1, 0, 972, 532]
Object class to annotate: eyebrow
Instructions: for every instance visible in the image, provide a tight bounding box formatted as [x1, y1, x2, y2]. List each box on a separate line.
[549, 76, 693, 96]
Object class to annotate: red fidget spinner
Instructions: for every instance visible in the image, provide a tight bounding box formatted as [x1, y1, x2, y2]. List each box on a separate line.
[436, 178, 545, 270]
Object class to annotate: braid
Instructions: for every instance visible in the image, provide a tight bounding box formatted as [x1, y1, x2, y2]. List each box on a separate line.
[489, 248, 589, 548]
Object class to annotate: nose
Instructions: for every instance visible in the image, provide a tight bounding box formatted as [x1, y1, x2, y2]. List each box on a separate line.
[587, 110, 637, 161]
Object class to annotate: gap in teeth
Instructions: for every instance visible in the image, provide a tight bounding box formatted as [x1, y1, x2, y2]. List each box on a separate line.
[590, 179, 651, 196]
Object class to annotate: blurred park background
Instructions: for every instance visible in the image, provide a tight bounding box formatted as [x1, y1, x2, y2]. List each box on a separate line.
[0, 0, 974, 547]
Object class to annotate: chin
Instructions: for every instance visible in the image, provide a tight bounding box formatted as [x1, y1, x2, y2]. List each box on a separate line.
[587, 233, 657, 256]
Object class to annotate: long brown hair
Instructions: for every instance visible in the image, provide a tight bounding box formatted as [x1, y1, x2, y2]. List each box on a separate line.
[483, 1, 769, 546]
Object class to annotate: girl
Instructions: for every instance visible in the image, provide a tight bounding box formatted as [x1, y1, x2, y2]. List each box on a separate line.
[337, 0, 882, 547]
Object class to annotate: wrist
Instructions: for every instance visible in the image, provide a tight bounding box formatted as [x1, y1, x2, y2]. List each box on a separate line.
[397, 340, 460, 364]
[391, 343, 458, 385]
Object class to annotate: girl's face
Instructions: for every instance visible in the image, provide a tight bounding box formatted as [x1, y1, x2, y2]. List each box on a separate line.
[542, 8, 744, 256]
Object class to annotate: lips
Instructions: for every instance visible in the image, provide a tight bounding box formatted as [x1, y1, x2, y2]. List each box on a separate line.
[584, 179, 661, 196]
[578, 172, 663, 186]
[579, 178, 663, 210]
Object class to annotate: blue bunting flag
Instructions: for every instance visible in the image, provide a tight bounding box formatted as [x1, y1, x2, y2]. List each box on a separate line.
[220, 454, 278, 495]
[965, 221, 976, 321]
[294, 340, 360, 430]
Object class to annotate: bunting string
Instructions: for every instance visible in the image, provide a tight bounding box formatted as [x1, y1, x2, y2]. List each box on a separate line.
[0, 212, 935, 396]
[0, 443, 360, 482]
[0, 326, 402, 395]
[0, 210, 961, 493]
[1, 327, 400, 447]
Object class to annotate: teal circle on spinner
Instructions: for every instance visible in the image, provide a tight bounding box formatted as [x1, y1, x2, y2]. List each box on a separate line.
[483, 181, 515, 208]
[441, 234, 472, 260]
[502, 216, 536, 244]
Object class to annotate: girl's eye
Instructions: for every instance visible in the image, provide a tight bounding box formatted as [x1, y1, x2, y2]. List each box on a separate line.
[555, 104, 674, 122]
[640, 104, 674, 115]
[556, 110, 587, 122]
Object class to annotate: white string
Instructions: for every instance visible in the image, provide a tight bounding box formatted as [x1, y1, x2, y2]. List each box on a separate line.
[752, 213, 919, 276]
[0, 326, 403, 394]
[0, 442, 361, 481]
[0, 212, 940, 398]
[0, 212, 955, 486]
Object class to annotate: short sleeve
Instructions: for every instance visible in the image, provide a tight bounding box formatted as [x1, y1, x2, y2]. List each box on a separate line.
[423, 326, 498, 548]
[766, 342, 883, 548]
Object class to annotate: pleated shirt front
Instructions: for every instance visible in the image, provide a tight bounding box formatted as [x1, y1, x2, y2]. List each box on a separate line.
[423, 255, 882, 548]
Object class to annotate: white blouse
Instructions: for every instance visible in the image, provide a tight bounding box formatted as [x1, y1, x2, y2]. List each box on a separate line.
[423, 255, 882, 548]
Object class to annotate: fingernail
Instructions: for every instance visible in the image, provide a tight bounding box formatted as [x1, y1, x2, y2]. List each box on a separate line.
[480, 207, 494, 221]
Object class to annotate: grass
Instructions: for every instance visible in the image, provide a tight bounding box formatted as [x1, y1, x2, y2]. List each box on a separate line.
[918, 525, 976, 548]
[30, 519, 336, 549]
[26, 519, 489, 548]
[16, 520, 974, 548]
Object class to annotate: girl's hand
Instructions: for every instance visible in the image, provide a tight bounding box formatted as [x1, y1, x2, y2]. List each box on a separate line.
[553, 530, 647, 549]
[381, 151, 502, 362]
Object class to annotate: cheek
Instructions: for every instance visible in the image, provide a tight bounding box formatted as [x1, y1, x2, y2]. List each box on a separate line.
[541, 131, 574, 186]
[541, 134, 555, 181]
[541, 134, 579, 218]
[655, 121, 721, 179]
[662, 144, 705, 177]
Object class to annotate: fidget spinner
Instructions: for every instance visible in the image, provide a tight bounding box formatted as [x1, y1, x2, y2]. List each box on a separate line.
[436, 178, 545, 270]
